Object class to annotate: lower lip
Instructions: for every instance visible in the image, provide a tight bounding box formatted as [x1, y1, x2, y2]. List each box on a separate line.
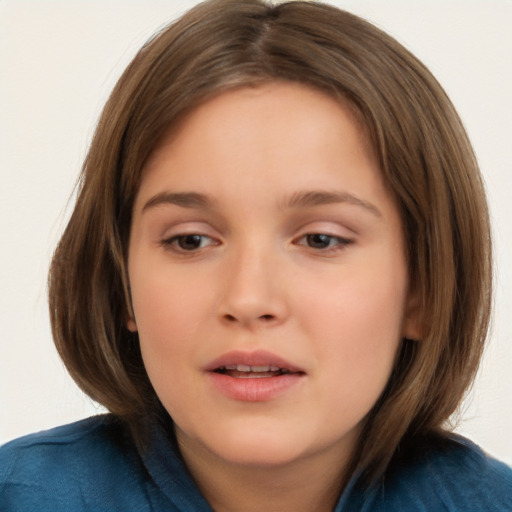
[207, 372, 304, 402]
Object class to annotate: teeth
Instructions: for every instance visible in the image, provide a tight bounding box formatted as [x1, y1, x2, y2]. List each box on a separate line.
[249, 365, 270, 372]
[218, 364, 283, 372]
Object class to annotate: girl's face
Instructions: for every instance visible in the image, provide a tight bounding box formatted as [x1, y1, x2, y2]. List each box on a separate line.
[127, 82, 419, 471]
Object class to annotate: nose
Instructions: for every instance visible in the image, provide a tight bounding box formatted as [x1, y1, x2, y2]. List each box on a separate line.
[217, 245, 288, 329]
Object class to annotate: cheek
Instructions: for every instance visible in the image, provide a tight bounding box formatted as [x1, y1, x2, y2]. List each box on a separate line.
[299, 275, 405, 432]
[299, 257, 407, 384]
[129, 271, 211, 394]
[304, 260, 406, 331]
[134, 286, 189, 345]
[130, 260, 213, 339]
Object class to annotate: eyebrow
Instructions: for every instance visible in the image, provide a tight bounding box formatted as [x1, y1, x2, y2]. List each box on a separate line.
[142, 192, 213, 212]
[141, 189, 382, 218]
[283, 190, 382, 218]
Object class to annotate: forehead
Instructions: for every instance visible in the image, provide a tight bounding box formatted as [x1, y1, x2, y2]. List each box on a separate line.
[127, 81, 403, 232]
[140, 81, 378, 190]
[130, 80, 403, 248]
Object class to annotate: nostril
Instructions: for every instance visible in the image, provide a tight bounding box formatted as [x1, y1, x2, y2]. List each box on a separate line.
[223, 313, 274, 323]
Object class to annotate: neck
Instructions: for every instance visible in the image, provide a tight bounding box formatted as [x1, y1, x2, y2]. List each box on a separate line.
[177, 433, 353, 512]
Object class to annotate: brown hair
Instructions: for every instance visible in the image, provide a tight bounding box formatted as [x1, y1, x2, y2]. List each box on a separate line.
[49, 0, 492, 485]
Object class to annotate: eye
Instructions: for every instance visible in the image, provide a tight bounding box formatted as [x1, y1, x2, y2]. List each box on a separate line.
[163, 234, 216, 251]
[297, 233, 352, 250]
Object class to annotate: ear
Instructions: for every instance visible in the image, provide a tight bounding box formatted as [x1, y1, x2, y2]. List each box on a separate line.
[126, 317, 137, 332]
[125, 282, 137, 332]
[401, 289, 423, 341]
[126, 302, 137, 332]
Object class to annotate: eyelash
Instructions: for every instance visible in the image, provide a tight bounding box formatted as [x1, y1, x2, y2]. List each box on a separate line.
[161, 234, 217, 252]
[296, 233, 353, 252]
[161, 233, 353, 253]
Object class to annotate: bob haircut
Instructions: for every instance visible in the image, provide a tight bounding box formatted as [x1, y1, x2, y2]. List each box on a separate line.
[49, 0, 492, 484]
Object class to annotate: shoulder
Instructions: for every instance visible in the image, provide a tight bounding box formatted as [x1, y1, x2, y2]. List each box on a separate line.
[378, 435, 512, 511]
[0, 415, 155, 511]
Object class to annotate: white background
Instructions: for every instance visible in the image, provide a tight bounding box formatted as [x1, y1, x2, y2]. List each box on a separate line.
[1, 0, 511, 465]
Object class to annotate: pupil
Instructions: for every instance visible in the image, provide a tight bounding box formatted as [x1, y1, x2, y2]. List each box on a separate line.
[179, 234, 202, 250]
[307, 234, 331, 248]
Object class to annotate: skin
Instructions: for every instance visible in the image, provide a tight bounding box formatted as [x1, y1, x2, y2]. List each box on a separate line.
[127, 82, 419, 512]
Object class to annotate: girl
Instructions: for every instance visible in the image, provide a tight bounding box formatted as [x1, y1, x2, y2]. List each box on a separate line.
[1, 1, 511, 510]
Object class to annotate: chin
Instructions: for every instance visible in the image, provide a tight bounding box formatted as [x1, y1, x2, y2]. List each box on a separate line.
[195, 426, 312, 468]
[215, 442, 307, 468]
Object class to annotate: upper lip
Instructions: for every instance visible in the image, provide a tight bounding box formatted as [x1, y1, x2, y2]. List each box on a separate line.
[205, 349, 305, 373]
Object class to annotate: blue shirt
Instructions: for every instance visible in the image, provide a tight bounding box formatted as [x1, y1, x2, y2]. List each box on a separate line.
[1, 414, 511, 511]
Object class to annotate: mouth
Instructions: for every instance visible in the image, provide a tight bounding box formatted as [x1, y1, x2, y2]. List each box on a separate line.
[205, 349, 305, 400]
[206, 349, 305, 379]
[214, 364, 297, 379]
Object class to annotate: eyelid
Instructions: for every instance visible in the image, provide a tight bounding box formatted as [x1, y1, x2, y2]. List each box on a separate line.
[157, 221, 222, 252]
[294, 218, 356, 235]
[295, 233, 354, 250]
[291, 214, 359, 234]
[161, 233, 220, 253]
[291, 220, 357, 253]
[158, 219, 217, 239]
